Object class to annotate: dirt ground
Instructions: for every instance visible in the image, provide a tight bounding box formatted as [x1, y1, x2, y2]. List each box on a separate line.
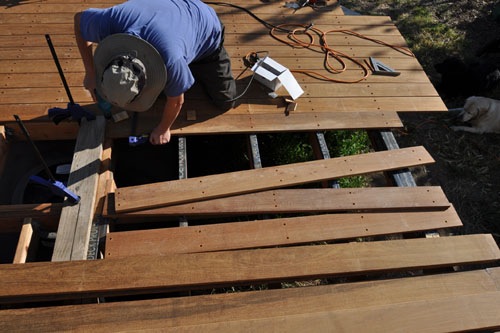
[341, 1, 500, 242]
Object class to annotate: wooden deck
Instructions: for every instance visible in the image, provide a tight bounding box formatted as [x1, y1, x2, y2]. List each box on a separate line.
[1, 1, 499, 332]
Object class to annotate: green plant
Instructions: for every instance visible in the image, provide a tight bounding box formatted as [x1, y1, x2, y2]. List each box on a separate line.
[325, 130, 370, 188]
[259, 133, 313, 166]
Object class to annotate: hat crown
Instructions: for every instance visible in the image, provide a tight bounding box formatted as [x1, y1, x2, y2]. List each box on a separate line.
[94, 33, 167, 112]
[101, 55, 146, 106]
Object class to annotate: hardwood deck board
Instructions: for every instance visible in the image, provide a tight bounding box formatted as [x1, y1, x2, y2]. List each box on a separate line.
[0, 45, 419, 61]
[109, 186, 450, 219]
[1, 12, 387, 25]
[0, 57, 432, 77]
[1, 81, 440, 105]
[0, 22, 404, 37]
[0, 2, 344, 15]
[0, 268, 499, 332]
[0, 234, 499, 304]
[114, 146, 434, 213]
[128, 293, 500, 332]
[106, 207, 461, 257]
[0, 53, 428, 72]
[0, 2, 446, 136]
[0, 32, 410, 48]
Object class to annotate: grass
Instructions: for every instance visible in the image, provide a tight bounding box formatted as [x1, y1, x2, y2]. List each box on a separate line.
[340, 0, 465, 74]
[259, 130, 370, 188]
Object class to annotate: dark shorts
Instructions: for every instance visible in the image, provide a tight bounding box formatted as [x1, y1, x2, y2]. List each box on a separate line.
[189, 24, 237, 110]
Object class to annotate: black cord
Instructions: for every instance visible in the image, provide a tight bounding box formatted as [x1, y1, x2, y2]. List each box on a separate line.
[202, 2, 292, 102]
[203, 2, 292, 33]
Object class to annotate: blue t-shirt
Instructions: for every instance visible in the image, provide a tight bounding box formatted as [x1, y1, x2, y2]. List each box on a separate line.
[80, 0, 222, 97]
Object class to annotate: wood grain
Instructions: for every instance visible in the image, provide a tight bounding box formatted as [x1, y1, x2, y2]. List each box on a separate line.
[109, 186, 450, 219]
[51, 116, 105, 261]
[0, 235, 499, 303]
[0, 268, 499, 332]
[114, 146, 435, 213]
[106, 207, 461, 257]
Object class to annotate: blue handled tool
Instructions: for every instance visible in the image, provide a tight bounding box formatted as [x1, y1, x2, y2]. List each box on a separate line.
[128, 111, 150, 146]
[45, 34, 96, 124]
[14, 115, 80, 204]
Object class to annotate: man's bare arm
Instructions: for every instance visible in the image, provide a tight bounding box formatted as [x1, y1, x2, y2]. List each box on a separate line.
[74, 12, 96, 100]
[150, 94, 184, 145]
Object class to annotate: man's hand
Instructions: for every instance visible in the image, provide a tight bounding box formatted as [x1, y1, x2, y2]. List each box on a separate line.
[149, 94, 184, 145]
[150, 126, 171, 145]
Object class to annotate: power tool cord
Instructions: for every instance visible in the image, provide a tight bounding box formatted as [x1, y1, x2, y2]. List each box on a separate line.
[204, 2, 416, 93]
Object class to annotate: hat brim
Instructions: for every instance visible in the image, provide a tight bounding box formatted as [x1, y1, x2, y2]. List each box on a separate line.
[94, 34, 167, 112]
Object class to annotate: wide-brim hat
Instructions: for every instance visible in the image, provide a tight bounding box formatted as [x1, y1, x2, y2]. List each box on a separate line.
[94, 33, 167, 112]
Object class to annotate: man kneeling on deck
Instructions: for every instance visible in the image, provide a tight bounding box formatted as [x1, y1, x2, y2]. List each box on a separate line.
[74, 0, 237, 145]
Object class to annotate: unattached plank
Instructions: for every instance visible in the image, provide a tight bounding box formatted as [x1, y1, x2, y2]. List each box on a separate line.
[153, 293, 500, 333]
[114, 146, 435, 213]
[109, 186, 451, 219]
[51, 116, 105, 262]
[1, 268, 499, 332]
[106, 207, 462, 257]
[0, 234, 499, 303]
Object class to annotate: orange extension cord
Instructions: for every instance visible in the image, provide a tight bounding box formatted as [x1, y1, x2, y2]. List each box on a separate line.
[268, 23, 416, 83]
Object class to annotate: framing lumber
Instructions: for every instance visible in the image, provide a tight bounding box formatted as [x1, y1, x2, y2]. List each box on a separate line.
[1, 268, 499, 332]
[51, 116, 105, 262]
[0, 234, 499, 304]
[114, 146, 435, 213]
[109, 186, 451, 220]
[12, 218, 35, 264]
[106, 207, 462, 257]
[0, 203, 61, 233]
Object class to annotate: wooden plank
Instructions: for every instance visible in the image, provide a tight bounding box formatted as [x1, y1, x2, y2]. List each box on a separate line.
[0, 111, 403, 143]
[114, 146, 435, 213]
[12, 218, 34, 264]
[0, 203, 61, 233]
[0, 96, 447, 135]
[51, 116, 105, 262]
[0, 69, 436, 92]
[2, 79, 439, 99]
[0, 2, 344, 15]
[0, 12, 366, 25]
[106, 207, 462, 257]
[94, 138, 113, 215]
[0, 21, 406, 37]
[141, 293, 500, 332]
[0, 268, 499, 332]
[489, 267, 500, 290]
[0, 44, 422, 73]
[109, 186, 451, 219]
[0, 44, 418, 62]
[0, 235, 499, 303]
[0, 30, 408, 49]
[170, 111, 403, 135]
